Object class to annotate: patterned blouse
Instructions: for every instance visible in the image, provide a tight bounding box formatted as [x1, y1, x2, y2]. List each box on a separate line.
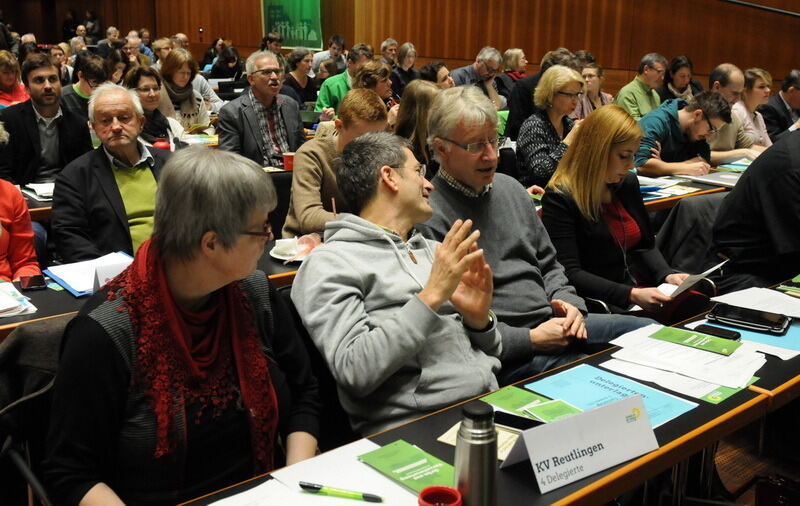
[516, 108, 574, 187]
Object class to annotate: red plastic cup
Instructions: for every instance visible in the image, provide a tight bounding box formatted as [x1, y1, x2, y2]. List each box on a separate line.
[418, 485, 462, 506]
[282, 152, 295, 171]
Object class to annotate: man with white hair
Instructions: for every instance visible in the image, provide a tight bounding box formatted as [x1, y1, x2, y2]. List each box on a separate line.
[126, 29, 153, 58]
[218, 51, 304, 168]
[20, 33, 36, 44]
[123, 34, 151, 67]
[450, 46, 506, 109]
[417, 87, 653, 384]
[52, 83, 171, 262]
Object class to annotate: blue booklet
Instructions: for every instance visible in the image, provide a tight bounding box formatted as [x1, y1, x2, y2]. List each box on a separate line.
[525, 364, 697, 428]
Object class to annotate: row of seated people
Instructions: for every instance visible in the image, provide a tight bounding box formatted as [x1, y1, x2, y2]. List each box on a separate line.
[0, 42, 798, 297]
[29, 84, 800, 505]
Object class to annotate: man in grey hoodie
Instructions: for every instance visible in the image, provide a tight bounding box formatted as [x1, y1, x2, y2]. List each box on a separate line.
[292, 132, 502, 436]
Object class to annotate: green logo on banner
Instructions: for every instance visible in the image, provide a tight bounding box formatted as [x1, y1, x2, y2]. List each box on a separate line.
[263, 0, 323, 50]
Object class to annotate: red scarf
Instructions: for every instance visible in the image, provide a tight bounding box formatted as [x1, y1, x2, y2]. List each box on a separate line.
[106, 239, 279, 472]
[507, 71, 526, 81]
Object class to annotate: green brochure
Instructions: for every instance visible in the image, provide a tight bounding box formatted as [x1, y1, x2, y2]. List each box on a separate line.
[481, 385, 551, 418]
[700, 377, 759, 404]
[649, 326, 742, 356]
[358, 440, 454, 493]
[522, 399, 583, 422]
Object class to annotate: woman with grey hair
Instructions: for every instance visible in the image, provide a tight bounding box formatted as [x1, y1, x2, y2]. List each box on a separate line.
[45, 147, 320, 506]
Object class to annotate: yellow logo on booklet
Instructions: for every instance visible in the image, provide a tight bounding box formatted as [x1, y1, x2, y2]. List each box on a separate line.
[626, 408, 641, 423]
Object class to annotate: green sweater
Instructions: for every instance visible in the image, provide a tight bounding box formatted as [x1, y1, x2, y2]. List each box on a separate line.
[314, 72, 350, 113]
[614, 76, 661, 120]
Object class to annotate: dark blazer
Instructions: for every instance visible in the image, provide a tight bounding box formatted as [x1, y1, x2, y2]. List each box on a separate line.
[217, 93, 305, 165]
[758, 93, 797, 144]
[541, 172, 674, 310]
[505, 71, 542, 141]
[0, 101, 93, 186]
[52, 147, 170, 263]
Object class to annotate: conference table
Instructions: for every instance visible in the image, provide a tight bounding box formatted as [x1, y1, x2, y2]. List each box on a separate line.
[24, 195, 52, 222]
[642, 180, 728, 212]
[185, 346, 770, 505]
[0, 240, 300, 345]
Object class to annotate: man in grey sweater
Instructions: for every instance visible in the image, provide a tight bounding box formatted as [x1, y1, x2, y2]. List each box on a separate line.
[418, 87, 653, 384]
[291, 132, 502, 436]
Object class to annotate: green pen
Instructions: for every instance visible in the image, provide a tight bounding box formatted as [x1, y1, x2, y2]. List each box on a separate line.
[299, 481, 383, 502]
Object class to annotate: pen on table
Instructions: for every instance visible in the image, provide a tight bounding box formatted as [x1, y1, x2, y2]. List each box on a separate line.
[299, 481, 383, 502]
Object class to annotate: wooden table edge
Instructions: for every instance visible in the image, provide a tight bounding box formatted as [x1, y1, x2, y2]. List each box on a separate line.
[644, 186, 727, 212]
[552, 393, 769, 505]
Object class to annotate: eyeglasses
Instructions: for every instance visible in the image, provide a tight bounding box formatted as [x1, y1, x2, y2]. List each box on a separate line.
[703, 115, 718, 135]
[441, 136, 499, 155]
[481, 61, 499, 74]
[135, 86, 161, 94]
[252, 68, 284, 77]
[391, 163, 427, 179]
[123, 46, 137, 52]
[240, 221, 273, 239]
[556, 91, 583, 100]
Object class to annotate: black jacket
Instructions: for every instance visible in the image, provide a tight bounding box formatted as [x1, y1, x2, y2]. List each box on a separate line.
[655, 79, 704, 103]
[0, 101, 93, 186]
[505, 71, 542, 140]
[758, 93, 798, 144]
[52, 147, 171, 263]
[541, 172, 674, 310]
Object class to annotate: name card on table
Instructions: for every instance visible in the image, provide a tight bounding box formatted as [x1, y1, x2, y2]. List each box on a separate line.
[500, 395, 658, 493]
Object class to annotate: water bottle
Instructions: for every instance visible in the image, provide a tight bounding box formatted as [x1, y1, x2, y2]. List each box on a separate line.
[453, 400, 497, 506]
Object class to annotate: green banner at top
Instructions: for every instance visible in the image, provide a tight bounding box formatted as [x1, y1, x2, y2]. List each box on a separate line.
[263, 0, 323, 50]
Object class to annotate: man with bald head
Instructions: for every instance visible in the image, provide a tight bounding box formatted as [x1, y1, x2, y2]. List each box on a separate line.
[173, 33, 190, 50]
[707, 63, 766, 165]
[218, 50, 304, 168]
[52, 83, 171, 262]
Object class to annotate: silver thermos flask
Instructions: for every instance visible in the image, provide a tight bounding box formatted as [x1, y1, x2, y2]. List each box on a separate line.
[454, 400, 497, 506]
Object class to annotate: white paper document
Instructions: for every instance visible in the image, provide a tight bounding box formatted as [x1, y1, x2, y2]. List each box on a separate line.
[209, 478, 306, 505]
[599, 358, 724, 399]
[610, 324, 766, 388]
[270, 438, 417, 505]
[45, 252, 133, 294]
[636, 175, 685, 188]
[712, 287, 800, 319]
[0, 282, 36, 317]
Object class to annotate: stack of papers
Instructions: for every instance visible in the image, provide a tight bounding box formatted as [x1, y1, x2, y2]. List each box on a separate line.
[717, 157, 751, 172]
[21, 183, 55, 202]
[44, 252, 132, 296]
[610, 324, 765, 389]
[636, 175, 687, 189]
[0, 282, 37, 317]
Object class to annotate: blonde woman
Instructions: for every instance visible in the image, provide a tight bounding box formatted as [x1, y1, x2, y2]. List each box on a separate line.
[0, 50, 28, 107]
[496, 47, 527, 100]
[542, 105, 688, 313]
[394, 79, 439, 172]
[516, 64, 584, 187]
[733, 68, 773, 147]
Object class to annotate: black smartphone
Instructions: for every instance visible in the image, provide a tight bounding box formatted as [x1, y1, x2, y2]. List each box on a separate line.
[706, 303, 791, 336]
[19, 274, 47, 291]
[694, 324, 741, 341]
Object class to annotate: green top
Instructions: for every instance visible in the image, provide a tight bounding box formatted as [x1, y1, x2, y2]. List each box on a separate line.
[72, 83, 90, 100]
[112, 165, 157, 254]
[614, 76, 661, 120]
[314, 71, 350, 113]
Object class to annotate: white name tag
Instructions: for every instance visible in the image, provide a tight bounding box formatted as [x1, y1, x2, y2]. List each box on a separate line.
[501, 395, 658, 493]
